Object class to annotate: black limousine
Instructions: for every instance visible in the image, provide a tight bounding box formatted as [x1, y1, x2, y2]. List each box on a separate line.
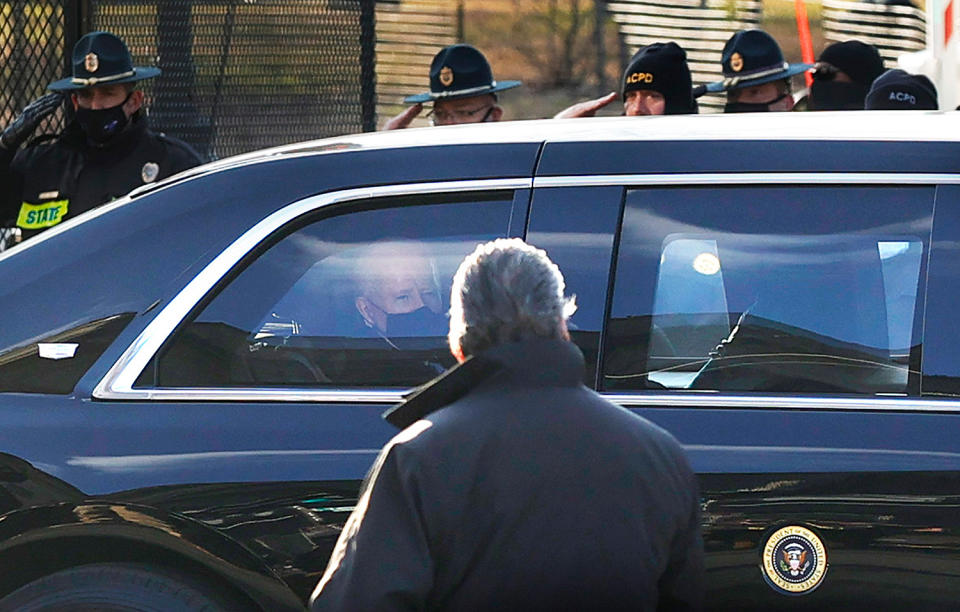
[0, 112, 957, 610]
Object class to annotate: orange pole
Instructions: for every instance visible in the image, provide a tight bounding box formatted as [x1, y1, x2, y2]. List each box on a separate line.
[795, 0, 815, 88]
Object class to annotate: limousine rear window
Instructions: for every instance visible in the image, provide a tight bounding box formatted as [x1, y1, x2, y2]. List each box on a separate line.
[603, 185, 933, 395]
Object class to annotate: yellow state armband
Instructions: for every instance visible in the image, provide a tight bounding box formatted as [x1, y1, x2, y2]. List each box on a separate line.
[17, 199, 69, 230]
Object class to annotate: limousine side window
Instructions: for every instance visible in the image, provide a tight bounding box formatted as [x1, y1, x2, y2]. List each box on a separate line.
[140, 193, 515, 388]
[602, 185, 934, 395]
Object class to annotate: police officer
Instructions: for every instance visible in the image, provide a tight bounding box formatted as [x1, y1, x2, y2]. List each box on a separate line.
[865, 69, 938, 110]
[809, 40, 885, 111]
[382, 44, 521, 129]
[0, 31, 202, 241]
[555, 41, 697, 118]
[702, 29, 813, 113]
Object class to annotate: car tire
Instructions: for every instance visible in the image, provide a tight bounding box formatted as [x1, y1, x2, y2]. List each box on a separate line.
[0, 562, 245, 612]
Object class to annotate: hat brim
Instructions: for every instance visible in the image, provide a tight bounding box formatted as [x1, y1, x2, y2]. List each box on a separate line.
[404, 80, 521, 104]
[701, 63, 813, 95]
[48, 66, 162, 92]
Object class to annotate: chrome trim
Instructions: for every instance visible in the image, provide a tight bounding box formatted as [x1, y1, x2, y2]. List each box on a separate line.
[604, 393, 960, 413]
[103, 388, 407, 403]
[94, 178, 532, 400]
[534, 172, 960, 188]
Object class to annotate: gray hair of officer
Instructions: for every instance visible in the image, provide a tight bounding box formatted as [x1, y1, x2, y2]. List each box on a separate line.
[448, 238, 577, 361]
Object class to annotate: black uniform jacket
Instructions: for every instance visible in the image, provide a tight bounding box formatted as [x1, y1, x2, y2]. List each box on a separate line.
[311, 338, 704, 611]
[0, 115, 202, 240]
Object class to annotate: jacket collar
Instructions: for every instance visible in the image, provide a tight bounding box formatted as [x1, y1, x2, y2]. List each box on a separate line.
[383, 338, 584, 429]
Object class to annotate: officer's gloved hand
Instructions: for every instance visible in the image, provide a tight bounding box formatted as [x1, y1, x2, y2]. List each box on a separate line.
[0, 93, 63, 151]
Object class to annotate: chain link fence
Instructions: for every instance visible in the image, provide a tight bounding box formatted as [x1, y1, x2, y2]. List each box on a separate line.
[375, 0, 457, 129]
[0, 0, 73, 135]
[93, 0, 376, 159]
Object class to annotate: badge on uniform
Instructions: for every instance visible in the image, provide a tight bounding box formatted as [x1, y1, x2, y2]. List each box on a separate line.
[85, 52, 99, 73]
[141, 162, 160, 183]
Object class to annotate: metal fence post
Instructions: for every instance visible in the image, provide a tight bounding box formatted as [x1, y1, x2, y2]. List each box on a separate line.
[154, 0, 211, 158]
[360, 0, 377, 132]
[594, 0, 608, 95]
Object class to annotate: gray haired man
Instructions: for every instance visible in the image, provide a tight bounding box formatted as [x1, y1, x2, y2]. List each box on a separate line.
[311, 238, 704, 611]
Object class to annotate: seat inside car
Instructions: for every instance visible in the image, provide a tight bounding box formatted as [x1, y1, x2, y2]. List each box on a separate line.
[688, 237, 894, 393]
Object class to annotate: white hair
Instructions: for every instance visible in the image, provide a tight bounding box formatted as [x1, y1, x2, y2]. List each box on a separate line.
[448, 238, 577, 358]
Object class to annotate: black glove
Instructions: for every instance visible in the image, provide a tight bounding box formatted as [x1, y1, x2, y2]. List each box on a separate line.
[0, 93, 63, 151]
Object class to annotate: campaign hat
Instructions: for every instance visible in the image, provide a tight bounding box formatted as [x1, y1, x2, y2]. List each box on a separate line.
[404, 44, 521, 104]
[704, 29, 812, 94]
[864, 69, 938, 110]
[621, 42, 695, 114]
[49, 31, 161, 92]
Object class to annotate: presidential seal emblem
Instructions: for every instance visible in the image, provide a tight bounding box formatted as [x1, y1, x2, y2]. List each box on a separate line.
[439, 66, 454, 87]
[730, 52, 744, 72]
[141, 162, 160, 184]
[85, 52, 99, 73]
[762, 525, 827, 595]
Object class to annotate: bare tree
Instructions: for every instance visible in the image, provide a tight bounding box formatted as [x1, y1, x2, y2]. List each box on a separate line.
[508, 0, 594, 89]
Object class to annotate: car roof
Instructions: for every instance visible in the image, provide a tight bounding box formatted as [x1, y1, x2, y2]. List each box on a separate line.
[160, 109, 948, 173]
[133, 110, 960, 198]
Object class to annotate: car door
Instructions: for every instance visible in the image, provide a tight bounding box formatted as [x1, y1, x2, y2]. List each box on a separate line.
[0, 179, 531, 602]
[529, 170, 960, 608]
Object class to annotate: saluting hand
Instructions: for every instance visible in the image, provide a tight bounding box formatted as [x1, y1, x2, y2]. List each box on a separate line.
[382, 103, 424, 130]
[0, 93, 64, 151]
[553, 92, 618, 119]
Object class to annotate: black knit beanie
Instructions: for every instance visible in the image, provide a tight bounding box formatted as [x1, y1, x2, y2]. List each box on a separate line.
[819, 41, 884, 88]
[865, 69, 938, 110]
[621, 42, 695, 115]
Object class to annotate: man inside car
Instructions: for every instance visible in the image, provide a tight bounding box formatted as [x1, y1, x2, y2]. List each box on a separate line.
[352, 240, 447, 345]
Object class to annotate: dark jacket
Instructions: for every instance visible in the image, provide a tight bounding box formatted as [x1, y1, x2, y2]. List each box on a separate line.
[0, 114, 202, 240]
[311, 337, 704, 611]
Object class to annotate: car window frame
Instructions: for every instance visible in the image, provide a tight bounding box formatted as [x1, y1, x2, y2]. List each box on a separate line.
[93, 178, 532, 402]
[530, 172, 960, 414]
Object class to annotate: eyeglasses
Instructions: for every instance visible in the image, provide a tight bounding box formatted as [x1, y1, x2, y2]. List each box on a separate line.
[427, 105, 494, 125]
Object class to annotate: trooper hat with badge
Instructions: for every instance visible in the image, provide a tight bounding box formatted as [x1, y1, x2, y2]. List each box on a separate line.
[48, 30, 161, 145]
[702, 29, 813, 113]
[404, 44, 521, 126]
[49, 30, 161, 92]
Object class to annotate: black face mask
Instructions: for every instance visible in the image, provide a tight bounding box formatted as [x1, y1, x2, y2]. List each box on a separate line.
[809, 81, 866, 111]
[385, 306, 447, 338]
[724, 93, 789, 114]
[75, 94, 130, 144]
